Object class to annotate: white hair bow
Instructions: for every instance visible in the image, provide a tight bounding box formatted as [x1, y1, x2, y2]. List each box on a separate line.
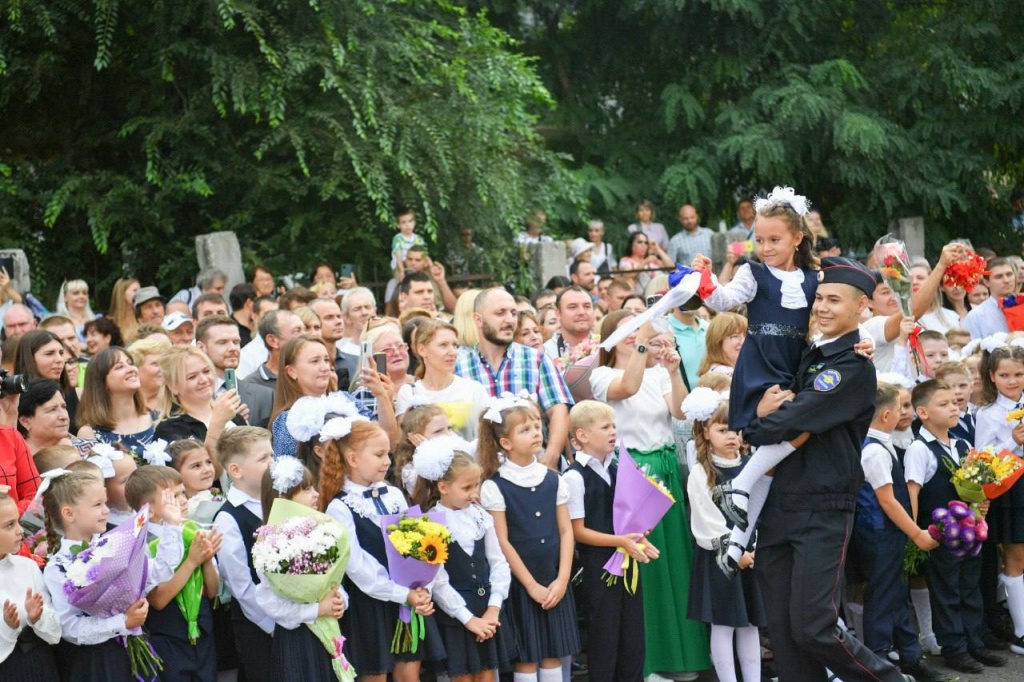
[754, 186, 810, 217]
[680, 387, 725, 423]
[270, 456, 306, 494]
[319, 415, 370, 442]
[33, 468, 73, 503]
[85, 443, 124, 479]
[142, 439, 171, 466]
[981, 334, 1009, 354]
[482, 391, 534, 424]
[288, 392, 362, 443]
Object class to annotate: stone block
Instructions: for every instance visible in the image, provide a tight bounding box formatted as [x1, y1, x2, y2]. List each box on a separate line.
[0, 249, 30, 294]
[893, 216, 925, 259]
[528, 241, 569, 291]
[195, 232, 245, 291]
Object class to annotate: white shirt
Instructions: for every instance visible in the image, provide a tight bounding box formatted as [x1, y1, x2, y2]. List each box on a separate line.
[964, 297, 1009, 340]
[861, 428, 898, 490]
[213, 486, 274, 633]
[975, 393, 1023, 455]
[255, 581, 347, 630]
[703, 263, 808, 312]
[429, 503, 511, 624]
[686, 455, 745, 551]
[323, 481, 413, 605]
[43, 529, 181, 645]
[563, 451, 613, 520]
[863, 315, 897, 373]
[919, 307, 962, 334]
[395, 377, 490, 441]
[904, 428, 963, 487]
[589, 365, 674, 451]
[0, 553, 61, 661]
[479, 457, 569, 512]
[237, 336, 270, 380]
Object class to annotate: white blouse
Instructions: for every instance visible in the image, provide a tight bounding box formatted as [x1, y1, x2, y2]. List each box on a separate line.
[589, 365, 674, 451]
[479, 457, 569, 512]
[975, 393, 1023, 455]
[704, 263, 808, 312]
[687, 455, 745, 551]
[0, 554, 61, 662]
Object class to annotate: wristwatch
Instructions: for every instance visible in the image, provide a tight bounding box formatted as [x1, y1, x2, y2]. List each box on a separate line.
[636, 343, 648, 354]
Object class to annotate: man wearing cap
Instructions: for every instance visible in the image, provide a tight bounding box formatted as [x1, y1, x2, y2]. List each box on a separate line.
[743, 257, 912, 681]
[133, 286, 166, 326]
[162, 312, 195, 345]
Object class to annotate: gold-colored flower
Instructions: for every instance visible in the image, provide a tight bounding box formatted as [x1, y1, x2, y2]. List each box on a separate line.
[419, 535, 448, 565]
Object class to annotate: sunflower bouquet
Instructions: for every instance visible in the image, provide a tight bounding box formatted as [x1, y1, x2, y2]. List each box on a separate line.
[381, 506, 451, 653]
[872, 235, 913, 316]
[946, 446, 1024, 502]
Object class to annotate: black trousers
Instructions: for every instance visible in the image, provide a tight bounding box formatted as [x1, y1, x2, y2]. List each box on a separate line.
[231, 611, 272, 682]
[576, 548, 645, 682]
[922, 545, 984, 656]
[756, 508, 906, 682]
[853, 526, 923, 663]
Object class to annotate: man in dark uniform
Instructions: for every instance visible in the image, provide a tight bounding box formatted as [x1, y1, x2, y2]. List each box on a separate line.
[744, 258, 913, 681]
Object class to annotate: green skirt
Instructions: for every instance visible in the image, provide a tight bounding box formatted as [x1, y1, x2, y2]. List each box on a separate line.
[629, 445, 711, 675]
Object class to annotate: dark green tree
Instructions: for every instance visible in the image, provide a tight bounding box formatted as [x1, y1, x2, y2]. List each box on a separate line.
[0, 0, 581, 302]
[473, 0, 1024, 255]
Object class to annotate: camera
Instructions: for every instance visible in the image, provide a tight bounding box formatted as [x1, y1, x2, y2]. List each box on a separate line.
[0, 368, 27, 397]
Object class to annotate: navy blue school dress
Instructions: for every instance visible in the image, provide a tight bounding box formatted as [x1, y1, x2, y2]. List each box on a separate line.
[147, 590, 216, 681]
[0, 629, 60, 681]
[725, 262, 816, 432]
[431, 503, 516, 676]
[271, 623, 336, 681]
[332, 487, 444, 676]
[491, 470, 581, 662]
[687, 456, 766, 628]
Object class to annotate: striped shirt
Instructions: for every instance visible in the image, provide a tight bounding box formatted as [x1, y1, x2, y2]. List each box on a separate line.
[455, 342, 573, 412]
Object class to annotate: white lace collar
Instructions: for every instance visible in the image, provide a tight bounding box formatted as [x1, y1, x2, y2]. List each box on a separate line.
[434, 502, 490, 553]
[341, 480, 406, 520]
[711, 453, 743, 469]
[496, 456, 548, 487]
[767, 265, 808, 310]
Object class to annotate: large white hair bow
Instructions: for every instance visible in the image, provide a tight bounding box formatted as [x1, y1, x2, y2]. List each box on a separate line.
[288, 392, 361, 443]
[270, 456, 307, 494]
[319, 415, 370, 442]
[85, 443, 125, 479]
[412, 435, 477, 482]
[142, 439, 171, 466]
[754, 186, 810, 217]
[33, 468, 73, 503]
[483, 391, 534, 424]
[680, 387, 725, 423]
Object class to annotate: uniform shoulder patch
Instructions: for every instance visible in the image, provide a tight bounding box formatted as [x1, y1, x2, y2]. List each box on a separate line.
[813, 369, 842, 391]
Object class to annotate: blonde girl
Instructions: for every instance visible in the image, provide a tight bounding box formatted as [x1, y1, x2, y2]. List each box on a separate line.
[682, 389, 764, 682]
[320, 418, 441, 681]
[412, 439, 513, 682]
[477, 395, 579, 682]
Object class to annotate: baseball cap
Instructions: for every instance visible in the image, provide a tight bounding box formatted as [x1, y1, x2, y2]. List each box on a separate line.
[161, 312, 193, 331]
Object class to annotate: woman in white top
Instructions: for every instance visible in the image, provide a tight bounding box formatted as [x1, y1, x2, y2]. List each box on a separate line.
[396, 319, 489, 441]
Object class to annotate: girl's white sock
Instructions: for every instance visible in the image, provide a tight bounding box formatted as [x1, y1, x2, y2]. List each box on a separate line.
[735, 625, 762, 682]
[538, 666, 562, 682]
[910, 587, 933, 637]
[513, 673, 537, 682]
[726, 475, 770, 563]
[710, 624, 738, 682]
[728, 442, 796, 511]
[1002, 573, 1024, 638]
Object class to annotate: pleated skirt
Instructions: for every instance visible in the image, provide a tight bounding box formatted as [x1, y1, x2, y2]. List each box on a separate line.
[0, 629, 59, 681]
[436, 607, 517, 675]
[271, 623, 336, 681]
[688, 547, 767, 628]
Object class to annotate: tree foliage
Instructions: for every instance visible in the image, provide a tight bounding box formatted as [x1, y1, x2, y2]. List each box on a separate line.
[0, 0, 581, 301]
[472, 0, 1024, 255]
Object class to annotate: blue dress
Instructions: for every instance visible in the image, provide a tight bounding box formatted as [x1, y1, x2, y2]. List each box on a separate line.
[728, 262, 816, 431]
[92, 423, 155, 461]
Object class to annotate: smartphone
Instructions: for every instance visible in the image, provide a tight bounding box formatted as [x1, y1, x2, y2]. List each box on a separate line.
[646, 294, 663, 307]
[341, 263, 355, 278]
[373, 352, 387, 375]
[224, 368, 237, 392]
[351, 340, 375, 391]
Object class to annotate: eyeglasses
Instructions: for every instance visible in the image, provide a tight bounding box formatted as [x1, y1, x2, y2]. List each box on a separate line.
[379, 343, 408, 355]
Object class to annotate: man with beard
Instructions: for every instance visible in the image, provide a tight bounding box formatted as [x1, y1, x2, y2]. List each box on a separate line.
[196, 315, 274, 428]
[455, 286, 572, 469]
[543, 286, 595, 360]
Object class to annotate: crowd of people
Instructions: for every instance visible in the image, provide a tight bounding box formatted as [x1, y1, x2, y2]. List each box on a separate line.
[0, 191, 1022, 682]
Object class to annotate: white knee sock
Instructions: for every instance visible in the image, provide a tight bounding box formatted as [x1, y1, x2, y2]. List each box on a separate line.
[710, 624, 738, 682]
[560, 656, 571, 682]
[735, 625, 762, 682]
[538, 666, 562, 682]
[1002, 573, 1024, 638]
[726, 475, 771, 563]
[514, 673, 537, 682]
[729, 442, 797, 511]
[910, 587, 933, 638]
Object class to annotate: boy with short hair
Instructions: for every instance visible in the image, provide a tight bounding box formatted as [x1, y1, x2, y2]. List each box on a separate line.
[934, 361, 974, 444]
[563, 400, 653, 682]
[945, 328, 971, 353]
[213, 427, 274, 682]
[917, 330, 950, 376]
[904, 380, 1005, 674]
[126, 465, 221, 680]
[34, 444, 82, 473]
[391, 207, 427, 281]
[853, 384, 942, 681]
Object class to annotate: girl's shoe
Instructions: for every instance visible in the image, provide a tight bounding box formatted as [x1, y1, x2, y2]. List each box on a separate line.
[918, 633, 941, 656]
[1009, 634, 1024, 656]
[711, 481, 749, 531]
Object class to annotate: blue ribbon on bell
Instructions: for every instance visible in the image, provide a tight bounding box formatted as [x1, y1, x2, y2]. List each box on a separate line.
[667, 264, 703, 312]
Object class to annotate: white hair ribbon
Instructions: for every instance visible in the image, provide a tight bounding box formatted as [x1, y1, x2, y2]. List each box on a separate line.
[754, 186, 810, 217]
[142, 439, 171, 466]
[482, 391, 534, 424]
[319, 415, 370, 442]
[680, 387, 725, 423]
[270, 456, 306, 494]
[33, 468, 73, 503]
[85, 443, 124, 479]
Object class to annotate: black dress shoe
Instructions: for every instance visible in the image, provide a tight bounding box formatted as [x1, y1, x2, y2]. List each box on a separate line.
[943, 652, 984, 674]
[968, 647, 1006, 667]
[900, 658, 944, 682]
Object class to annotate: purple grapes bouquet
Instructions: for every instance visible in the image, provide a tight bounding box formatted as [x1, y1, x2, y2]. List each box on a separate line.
[927, 500, 988, 558]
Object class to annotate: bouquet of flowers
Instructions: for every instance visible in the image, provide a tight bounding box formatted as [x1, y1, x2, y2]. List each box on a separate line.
[927, 500, 987, 558]
[187, 487, 226, 527]
[942, 250, 989, 290]
[61, 506, 163, 680]
[381, 507, 451, 653]
[556, 337, 599, 403]
[947, 446, 1024, 502]
[601, 445, 675, 593]
[252, 499, 353, 682]
[872, 235, 913, 316]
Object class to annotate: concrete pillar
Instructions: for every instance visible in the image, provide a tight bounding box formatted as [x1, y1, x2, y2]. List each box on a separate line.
[0, 249, 30, 294]
[195, 232, 245, 292]
[894, 217, 925, 259]
[528, 241, 569, 291]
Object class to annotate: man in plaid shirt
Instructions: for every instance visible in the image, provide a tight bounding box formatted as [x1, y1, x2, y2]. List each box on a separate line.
[455, 286, 572, 468]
